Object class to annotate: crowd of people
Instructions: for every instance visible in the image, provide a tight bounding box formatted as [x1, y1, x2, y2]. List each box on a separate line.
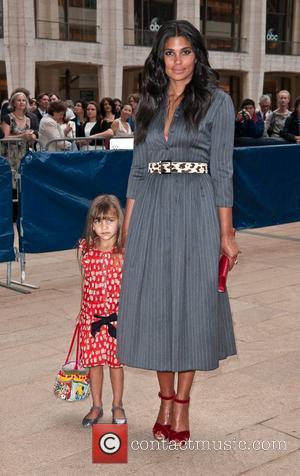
[234, 90, 300, 146]
[0, 88, 139, 151]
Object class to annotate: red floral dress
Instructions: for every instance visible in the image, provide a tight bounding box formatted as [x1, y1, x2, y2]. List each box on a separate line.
[78, 241, 123, 368]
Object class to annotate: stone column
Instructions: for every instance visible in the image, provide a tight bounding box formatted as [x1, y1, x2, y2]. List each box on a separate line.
[99, 0, 124, 99]
[241, 0, 267, 103]
[177, 0, 200, 29]
[3, 0, 36, 96]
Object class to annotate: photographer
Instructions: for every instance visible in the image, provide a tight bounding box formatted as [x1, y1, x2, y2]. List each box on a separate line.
[235, 98, 264, 140]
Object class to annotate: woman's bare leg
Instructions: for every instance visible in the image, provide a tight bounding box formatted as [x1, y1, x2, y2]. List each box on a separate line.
[171, 370, 195, 432]
[155, 371, 175, 426]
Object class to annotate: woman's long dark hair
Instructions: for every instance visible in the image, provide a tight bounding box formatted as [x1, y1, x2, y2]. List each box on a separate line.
[135, 20, 219, 144]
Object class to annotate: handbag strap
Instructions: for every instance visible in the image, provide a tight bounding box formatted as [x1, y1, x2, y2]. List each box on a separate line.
[65, 324, 80, 369]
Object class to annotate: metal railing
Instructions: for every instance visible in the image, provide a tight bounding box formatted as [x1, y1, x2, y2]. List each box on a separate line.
[203, 36, 248, 53]
[44, 136, 106, 151]
[266, 40, 300, 56]
[35, 19, 99, 43]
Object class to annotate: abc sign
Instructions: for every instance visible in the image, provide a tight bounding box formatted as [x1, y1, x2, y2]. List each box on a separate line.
[266, 29, 279, 42]
[150, 21, 160, 32]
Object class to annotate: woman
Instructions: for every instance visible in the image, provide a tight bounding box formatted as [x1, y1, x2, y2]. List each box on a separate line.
[113, 98, 122, 119]
[38, 101, 72, 151]
[81, 101, 113, 150]
[117, 20, 239, 445]
[1, 92, 36, 172]
[111, 104, 133, 136]
[99, 97, 115, 131]
[280, 96, 300, 143]
[72, 100, 87, 137]
[127, 93, 140, 131]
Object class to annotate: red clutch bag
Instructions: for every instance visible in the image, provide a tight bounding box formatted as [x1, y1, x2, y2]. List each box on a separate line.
[218, 255, 230, 293]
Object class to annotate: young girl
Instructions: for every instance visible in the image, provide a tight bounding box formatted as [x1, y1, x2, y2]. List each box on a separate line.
[77, 194, 126, 428]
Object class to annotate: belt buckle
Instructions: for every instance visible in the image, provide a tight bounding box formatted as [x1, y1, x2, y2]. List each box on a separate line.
[160, 160, 172, 174]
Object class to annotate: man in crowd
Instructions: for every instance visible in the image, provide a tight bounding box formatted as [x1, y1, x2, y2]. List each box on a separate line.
[34, 93, 50, 125]
[235, 98, 264, 140]
[266, 90, 291, 138]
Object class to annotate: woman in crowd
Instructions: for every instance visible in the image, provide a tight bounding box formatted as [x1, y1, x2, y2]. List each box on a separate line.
[72, 100, 87, 137]
[127, 93, 140, 131]
[99, 97, 115, 131]
[1, 92, 37, 171]
[113, 98, 122, 119]
[81, 101, 113, 150]
[49, 93, 61, 103]
[280, 96, 300, 143]
[38, 101, 72, 151]
[117, 20, 238, 446]
[111, 104, 133, 136]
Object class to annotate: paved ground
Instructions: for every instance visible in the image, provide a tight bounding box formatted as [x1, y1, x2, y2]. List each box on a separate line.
[0, 222, 299, 476]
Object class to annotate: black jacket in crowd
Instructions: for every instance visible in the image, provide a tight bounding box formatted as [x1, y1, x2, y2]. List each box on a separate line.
[280, 112, 300, 143]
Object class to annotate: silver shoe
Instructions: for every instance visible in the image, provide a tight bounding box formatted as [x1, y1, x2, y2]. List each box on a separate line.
[111, 405, 127, 424]
[82, 406, 103, 428]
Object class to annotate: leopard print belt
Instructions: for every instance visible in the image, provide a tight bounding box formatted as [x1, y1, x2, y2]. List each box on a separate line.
[148, 161, 208, 174]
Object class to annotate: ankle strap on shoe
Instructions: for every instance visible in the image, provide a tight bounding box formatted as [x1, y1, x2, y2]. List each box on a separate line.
[158, 391, 175, 400]
[174, 396, 190, 404]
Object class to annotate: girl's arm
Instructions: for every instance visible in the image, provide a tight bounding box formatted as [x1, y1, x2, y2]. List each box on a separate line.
[218, 207, 239, 270]
[76, 272, 84, 324]
[122, 198, 135, 247]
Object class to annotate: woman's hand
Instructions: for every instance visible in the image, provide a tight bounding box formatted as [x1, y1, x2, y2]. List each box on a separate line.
[220, 232, 240, 270]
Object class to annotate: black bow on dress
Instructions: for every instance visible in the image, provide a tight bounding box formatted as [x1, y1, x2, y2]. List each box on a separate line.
[91, 313, 117, 338]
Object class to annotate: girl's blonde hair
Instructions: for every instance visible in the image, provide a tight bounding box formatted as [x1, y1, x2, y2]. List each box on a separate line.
[81, 194, 123, 254]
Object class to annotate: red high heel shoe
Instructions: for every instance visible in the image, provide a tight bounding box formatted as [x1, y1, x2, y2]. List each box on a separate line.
[168, 396, 190, 446]
[152, 391, 174, 440]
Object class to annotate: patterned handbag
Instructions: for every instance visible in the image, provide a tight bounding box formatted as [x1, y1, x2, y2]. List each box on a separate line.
[53, 324, 90, 402]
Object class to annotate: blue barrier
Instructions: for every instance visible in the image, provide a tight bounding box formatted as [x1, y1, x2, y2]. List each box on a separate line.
[19, 150, 133, 253]
[18, 145, 300, 254]
[233, 144, 300, 229]
[0, 156, 15, 262]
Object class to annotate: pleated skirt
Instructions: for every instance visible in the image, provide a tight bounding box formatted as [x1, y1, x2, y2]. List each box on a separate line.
[117, 172, 237, 371]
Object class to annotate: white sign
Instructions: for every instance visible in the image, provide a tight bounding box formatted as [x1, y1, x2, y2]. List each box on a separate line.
[266, 28, 279, 42]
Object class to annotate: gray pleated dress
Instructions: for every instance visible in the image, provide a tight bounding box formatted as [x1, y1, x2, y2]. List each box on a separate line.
[117, 88, 237, 372]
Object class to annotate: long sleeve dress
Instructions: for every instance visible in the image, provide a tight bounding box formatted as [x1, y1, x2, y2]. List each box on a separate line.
[117, 88, 237, 372]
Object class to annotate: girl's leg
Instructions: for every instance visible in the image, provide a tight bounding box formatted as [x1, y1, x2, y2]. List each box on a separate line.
[109, 366, 125, 420]
[171, 370, 195, 432]
[86, 365, 104, 419]
[155, 371, 176, 426]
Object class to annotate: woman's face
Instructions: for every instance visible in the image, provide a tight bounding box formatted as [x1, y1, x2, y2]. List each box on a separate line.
[87, 104, 97, 120]
[14, 94, 27, 111]
[74, 102, 83, 115]
[121, 105, 132, 120]
[53, 111, 65, 123]
[103, 100, 112, 113]
[114, 101, 122, 112]
[163, 36, 196, 85]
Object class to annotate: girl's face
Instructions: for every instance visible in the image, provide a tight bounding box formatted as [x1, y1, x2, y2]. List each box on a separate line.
[93, 210, 119, 247]
[87, 104, 97, 120]
[163, 36, 196, 85]
[103, 101, 112, 113]
[121, 104, 132, 120]
[14, 94, 27, 111]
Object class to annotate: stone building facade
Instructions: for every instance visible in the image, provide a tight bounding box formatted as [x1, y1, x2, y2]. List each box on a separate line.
[0, 0, 299, 108]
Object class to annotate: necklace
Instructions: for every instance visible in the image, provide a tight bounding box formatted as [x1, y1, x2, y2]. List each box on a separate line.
[13, 112, 26, 120]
